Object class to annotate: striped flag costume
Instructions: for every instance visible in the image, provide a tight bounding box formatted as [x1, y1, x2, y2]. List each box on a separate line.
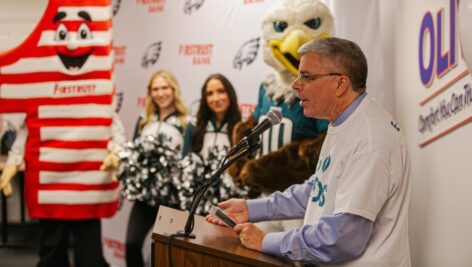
[0, 0, 119, 219]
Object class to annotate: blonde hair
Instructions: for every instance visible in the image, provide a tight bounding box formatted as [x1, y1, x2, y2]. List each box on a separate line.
[140, 70, 188, 131]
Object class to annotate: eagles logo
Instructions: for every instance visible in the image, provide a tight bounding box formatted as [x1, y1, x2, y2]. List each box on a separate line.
[233, 37, 260, 70]
[183, 0, 205, 15]
[112, 0, 122, 16]
[141, 42, 162, 69]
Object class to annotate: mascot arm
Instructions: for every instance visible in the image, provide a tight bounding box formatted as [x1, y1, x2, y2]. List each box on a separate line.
[226, 116, 258, 179]
[238, 133, 326, 195]
[1, 120, 27, 197]
[100, 113, 126, 181]
[297, 133, 326, 171]
[1, 165, 18, 196]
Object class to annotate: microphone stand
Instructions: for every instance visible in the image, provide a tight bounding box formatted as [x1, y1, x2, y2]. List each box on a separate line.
[178, 141, 260, 238]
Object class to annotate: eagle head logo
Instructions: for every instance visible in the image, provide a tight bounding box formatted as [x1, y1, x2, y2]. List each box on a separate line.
[233, 37, 260, 70]
[183, 0, 205, 15]
[141, 42, 162, 69]
[112, 0, 122, 16]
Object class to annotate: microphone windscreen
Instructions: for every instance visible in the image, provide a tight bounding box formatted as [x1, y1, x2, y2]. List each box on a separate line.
[268, 110, 282, 125]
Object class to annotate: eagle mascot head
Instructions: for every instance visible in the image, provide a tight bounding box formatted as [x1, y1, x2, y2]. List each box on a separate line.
[261, 0, 334, 104]
[228, 0, 333, 196]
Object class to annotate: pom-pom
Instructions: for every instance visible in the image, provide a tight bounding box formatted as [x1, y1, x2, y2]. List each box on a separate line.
[117, 134, 181, 207]
[178, 146, 248, 215]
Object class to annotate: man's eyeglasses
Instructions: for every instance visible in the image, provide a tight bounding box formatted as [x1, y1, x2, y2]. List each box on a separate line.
[296, 72, 342, 83]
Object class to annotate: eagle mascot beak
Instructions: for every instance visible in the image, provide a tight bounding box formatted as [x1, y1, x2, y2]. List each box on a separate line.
[269, 29, 329, 76]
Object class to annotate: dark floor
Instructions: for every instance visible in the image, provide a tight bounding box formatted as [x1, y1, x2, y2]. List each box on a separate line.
[0, 222, 41, 267]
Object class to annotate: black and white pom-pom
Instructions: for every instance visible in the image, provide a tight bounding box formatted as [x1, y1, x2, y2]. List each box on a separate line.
[118, 134, 181, 207]
[178, 146, 249, 215]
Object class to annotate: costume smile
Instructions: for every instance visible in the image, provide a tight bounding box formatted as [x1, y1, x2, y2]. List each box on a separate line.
[57, 51, 92, 71]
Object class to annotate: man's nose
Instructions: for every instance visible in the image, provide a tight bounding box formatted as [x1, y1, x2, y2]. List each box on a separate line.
[292, 78, 301, 91]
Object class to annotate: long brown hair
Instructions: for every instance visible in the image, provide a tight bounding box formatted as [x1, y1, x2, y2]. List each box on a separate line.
[140, 70, 188, 131]
[190, 73, 241, 153]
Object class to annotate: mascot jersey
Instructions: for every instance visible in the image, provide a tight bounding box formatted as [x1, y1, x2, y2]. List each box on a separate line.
[182, 117, 230, 160]
[133, 113, 185, 152]
[0, 0, 118, 219]
[253, 84, 328, 156]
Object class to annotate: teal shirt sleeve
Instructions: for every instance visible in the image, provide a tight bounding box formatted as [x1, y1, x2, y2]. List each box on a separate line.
[182, 123, 194, 156]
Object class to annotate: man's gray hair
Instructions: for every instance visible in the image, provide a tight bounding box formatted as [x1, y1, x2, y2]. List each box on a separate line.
[299, 37, 367, 93]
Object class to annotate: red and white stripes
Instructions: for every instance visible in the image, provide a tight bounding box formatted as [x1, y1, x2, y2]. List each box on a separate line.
[0, 0, 119, 219]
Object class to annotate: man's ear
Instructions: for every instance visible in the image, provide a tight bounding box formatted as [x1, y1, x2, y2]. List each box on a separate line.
[335, 76, 350, 97]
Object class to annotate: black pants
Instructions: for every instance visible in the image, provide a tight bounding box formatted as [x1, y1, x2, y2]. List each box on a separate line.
[37, 219, 109, 267]
[125, 201, 159, 267]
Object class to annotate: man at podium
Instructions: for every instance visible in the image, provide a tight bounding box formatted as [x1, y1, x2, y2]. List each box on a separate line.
[207, 37, 411, 267]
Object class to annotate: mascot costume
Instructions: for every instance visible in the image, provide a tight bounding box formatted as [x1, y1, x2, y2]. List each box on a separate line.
[229, 0, 334, 201]
[0, 0, 124, 265]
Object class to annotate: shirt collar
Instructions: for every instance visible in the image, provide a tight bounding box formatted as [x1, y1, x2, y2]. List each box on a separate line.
[157, 111, 178, 122]
[332, 92, 367, 127]
[209, 115, 225, 132]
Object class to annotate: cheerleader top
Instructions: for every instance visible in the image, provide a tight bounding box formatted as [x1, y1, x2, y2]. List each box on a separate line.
[133, 112, 185, 154]
[182, 115, 231, 161]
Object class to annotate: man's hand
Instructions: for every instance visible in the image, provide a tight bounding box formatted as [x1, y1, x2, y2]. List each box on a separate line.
[0, 165, 19, 196]
[100, 152, 120, 181]
[234, 223, 267, 252]
[206, 198, 249, 226]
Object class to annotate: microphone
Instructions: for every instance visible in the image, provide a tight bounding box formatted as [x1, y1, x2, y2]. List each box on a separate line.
[227, 110, 282, 156]
[246, 109, 282, 142]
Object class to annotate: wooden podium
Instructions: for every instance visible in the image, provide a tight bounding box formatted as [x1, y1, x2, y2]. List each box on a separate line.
[151, 206, 293, 267]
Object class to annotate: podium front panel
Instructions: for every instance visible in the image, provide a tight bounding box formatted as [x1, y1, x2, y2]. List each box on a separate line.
[152, 206, 293, 267]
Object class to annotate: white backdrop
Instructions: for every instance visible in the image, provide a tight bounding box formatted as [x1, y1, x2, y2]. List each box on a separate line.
[107, 0, 388, 266]
[111, 0, 389, 138]
[112, 0, 274, 136]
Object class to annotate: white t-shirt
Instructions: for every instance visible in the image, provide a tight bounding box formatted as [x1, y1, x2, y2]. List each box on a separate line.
[304, 97, 411, 267]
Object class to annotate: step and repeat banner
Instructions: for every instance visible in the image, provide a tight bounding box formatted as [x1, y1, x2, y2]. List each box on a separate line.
[105, 0, 387, 266]
[110, 0, 388, 137]
[111, 0, 274, 134]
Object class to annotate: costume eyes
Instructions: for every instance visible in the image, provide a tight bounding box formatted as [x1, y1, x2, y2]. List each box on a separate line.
[305, 18, 321, 30]
[273, 21, 288, 33]
[77, 23, 92, 40]
[54, 23, 92, 42]
[273, 18, 321, 32]
[55, 24, 69, 41]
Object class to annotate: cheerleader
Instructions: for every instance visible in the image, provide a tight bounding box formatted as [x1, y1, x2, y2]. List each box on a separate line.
[125, 70, 187, 267]
[181, 73, 246, 215]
